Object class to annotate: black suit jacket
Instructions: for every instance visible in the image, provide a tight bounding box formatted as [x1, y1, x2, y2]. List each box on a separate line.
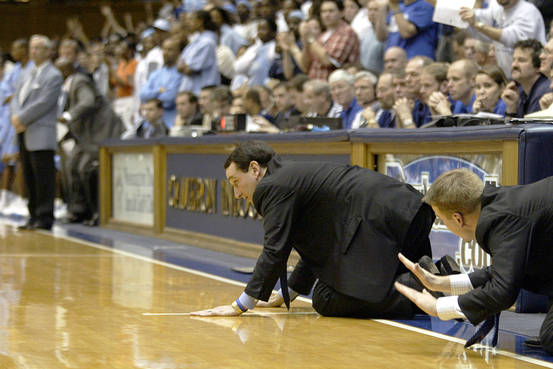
[459, 177, 553, 325]
[246, 157, 431, 304]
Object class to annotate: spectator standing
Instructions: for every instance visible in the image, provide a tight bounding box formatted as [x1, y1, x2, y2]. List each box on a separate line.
[459, 0, 546, 79]
[111, 38, 138, 131]
[375, 0, 439, 60]
[234, 17, 278, 87]
[0, 39, 32, 207]
[303, 0, 360, 80]
[140, 37, 183, 128]
[11, 35, 62, 230]
[178, 11, 220, 96]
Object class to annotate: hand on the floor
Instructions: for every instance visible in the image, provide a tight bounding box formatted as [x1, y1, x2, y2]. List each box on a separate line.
[394, 282, 438, 317]
[189, 305, 242, 316]
[256, 292, 285, 308]
[398, 253, 450, 293]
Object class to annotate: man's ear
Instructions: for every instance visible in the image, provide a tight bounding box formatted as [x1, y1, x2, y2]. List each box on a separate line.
[451, 212, 464, 226]
[249, 160, 261, 175]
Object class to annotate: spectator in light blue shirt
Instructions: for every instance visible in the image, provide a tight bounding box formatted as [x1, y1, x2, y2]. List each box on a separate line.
[0, 39, 33, 167]
[178, 10, 221, 96]
[140, 38, 183, 128]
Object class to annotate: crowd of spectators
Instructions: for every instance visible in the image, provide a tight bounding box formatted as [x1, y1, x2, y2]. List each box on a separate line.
[0, 0, 553, 224]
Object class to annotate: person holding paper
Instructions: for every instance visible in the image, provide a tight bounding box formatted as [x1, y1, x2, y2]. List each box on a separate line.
[458, 0, 546, 79]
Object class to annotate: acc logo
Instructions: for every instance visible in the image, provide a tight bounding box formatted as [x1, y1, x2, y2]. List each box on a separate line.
[386, 155, 498, 273]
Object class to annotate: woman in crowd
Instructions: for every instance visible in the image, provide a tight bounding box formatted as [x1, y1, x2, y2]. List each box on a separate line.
[472, 64, 507, 116]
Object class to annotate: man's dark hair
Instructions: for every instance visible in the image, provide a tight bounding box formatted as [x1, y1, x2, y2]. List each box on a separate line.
[514, 39, 543, 69]
[244, 88, 262, 107]
[177, 90, 198, 104]
[145, 98, 163, 109]
[224, 141, 276, 171]
[321, 0, 344, 11]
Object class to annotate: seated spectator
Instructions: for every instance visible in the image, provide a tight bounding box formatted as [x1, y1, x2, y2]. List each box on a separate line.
[304, 79, 342, 118]
[254, 84, 279, 118]
[303, 0, 360, 80]
[233, 16, 278, 86]
[418, 62, 449, 120]
[272, 81, 297, 128]
[472, 64, 507, 116]
[451, 30, 468, 61]
[392, 69, 409, 100]
[242, 88, 280, 132]
[361, 72, 396, 127]
[328, 69, 362, 128]
[503, 39, 551, 118]
[351, 70, 379, 128]
[431, 59, 478, 115]
[465, 38, 493, 68]
[170, 91, 203, 136]
[209, 85, 234, 130]
[287, 73, 310, 116]
[375, 0, 439, 60]
[383, 46, 407, 73]
[395, 57, 433, 127]
[134, 99, 169, 139]
[539, 37, 553, 80]
[178, 10, 220, 96]
[139, 37, 183, 128]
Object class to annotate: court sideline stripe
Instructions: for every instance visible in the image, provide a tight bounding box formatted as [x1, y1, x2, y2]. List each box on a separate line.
[40, 229, 553, 369]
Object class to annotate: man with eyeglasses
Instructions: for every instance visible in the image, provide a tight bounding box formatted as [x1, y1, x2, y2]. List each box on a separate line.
[539, 38, 553, 78]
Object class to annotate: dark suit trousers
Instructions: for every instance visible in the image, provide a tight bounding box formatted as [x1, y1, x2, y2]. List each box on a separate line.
[540, 298, 553, 354]
[311, 203, 435, 319]
[18, 134, 56, 226]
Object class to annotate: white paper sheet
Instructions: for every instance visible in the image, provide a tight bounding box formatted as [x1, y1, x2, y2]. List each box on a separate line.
[432, 0, 476, 29]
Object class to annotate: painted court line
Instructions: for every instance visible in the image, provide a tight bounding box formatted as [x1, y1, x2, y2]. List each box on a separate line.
[143, 312, 319, 316]
[43, 229, 553, 368]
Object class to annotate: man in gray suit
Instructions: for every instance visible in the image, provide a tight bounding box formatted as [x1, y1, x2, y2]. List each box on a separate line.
[55, 58, 123, 226]
[11, 35, 62, 230]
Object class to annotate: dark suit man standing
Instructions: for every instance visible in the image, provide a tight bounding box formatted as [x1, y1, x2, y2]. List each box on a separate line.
[11, 35, 62, 230]
[55, 58, 123, 225]
[396, 169, 553, 354]
[192, 141, 435, 318]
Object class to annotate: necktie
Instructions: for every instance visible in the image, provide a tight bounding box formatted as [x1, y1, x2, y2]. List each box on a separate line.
[20, 68, 37, 104]
[464, 312, 500, 348]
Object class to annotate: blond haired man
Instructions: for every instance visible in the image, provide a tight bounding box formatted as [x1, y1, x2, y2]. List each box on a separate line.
[395, 168, 553, 353]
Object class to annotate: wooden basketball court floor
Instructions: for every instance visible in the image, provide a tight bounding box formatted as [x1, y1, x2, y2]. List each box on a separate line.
[0, 219, 552, 369]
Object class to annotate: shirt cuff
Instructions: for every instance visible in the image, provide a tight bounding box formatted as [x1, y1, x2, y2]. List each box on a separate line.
[436, 296, 466, 320]
[62, 111, 72, 122]
[278, 287, 299, 302]
[238, 292, 258, 310]
[450, 273, 473, 296]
